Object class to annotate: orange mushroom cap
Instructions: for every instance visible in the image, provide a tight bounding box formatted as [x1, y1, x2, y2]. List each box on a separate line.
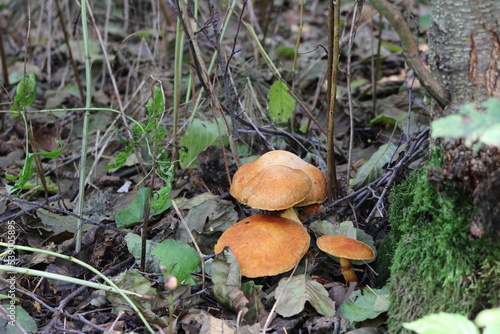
[214, 214, 311, 278]
[316, 235, 375, 261]
[230, 150, 327, 209]
[237, 165, 312, 211]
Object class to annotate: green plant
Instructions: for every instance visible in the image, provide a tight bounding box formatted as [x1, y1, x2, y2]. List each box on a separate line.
[107, 86, 175, 224]
[403, 307, 500, 334]
[267, 80, 296, 124]
[0, 242, 156, 333]
[431, 97, 500, 149]
[6, 73, 63, 195]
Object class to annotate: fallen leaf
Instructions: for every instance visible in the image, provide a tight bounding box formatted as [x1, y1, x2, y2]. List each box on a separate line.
[179, 309, 235, 334]
[351, 143, 397, 189]
[211, 248, 249, 318]
[274, 274, 335, 317]
[340, 285, 389, 323]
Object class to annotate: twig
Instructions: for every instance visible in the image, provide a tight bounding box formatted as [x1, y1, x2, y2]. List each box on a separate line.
[346, 0, 364, 187]
[0, 21, 10, 86]
[171, 0, 241, 168]
[208, 0, 240, 141]
[0, 192, 122, 233]
[304, 127, 430, 224]
[261, 262, 299, 333]
[40, 256, 135, 333]
[368, 0, 449, 107]
[171, 200, 206, 289]
[54, 0, 85, 102]
[0, 243, 155, 333]
[326, 0, 341, 201]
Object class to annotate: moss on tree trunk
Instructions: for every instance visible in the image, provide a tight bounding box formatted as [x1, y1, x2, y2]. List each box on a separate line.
[386, 148, 500, 333]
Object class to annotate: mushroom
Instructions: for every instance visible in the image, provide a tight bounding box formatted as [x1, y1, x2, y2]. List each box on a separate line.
[214, 214, 310, 278]
[230, 150, 327, 222]
[316, 235, 375, 283]
[238, 165, 312, 211]
[298, 203, 325, 221]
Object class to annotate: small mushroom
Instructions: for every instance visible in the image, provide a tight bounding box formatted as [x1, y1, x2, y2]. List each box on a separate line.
[214, 214, 310, 278]
[316, 235, 375, 283]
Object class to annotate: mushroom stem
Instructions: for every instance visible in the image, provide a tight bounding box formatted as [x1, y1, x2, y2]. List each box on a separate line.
[274, 208, 302, 224]
[339, 257, 358, 283]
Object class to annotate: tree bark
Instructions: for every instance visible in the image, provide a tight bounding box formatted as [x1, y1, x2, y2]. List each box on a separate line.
[428, 0, 500, 239]
[429, 0, 500, 110]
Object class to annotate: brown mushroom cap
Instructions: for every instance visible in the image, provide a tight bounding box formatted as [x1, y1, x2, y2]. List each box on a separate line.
[230, 150, 327, 208]
[214, 214, 311, 278]
[316, 235, 375, 261]
[238, 165, 312, 211]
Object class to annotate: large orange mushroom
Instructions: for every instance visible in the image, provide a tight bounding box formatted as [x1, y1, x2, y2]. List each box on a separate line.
[214, 214, 310, 278]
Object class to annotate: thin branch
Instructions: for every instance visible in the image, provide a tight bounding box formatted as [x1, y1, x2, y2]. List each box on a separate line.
[326, 0, 341, 201]
[346, 0, 364, 187]
[368, 0, 449, 107]
[304, 126, 430, 224]
[171, 200, 206, 289]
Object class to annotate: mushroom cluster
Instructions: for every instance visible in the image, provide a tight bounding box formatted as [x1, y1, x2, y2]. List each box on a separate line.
[215, 150, 375, 282]
[215, 151, 327, 277]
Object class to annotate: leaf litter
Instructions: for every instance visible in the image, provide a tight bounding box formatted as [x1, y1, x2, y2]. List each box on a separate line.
[0, 0, 432, 332]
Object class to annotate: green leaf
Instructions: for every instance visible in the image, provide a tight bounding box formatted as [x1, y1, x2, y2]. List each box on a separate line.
[351, 142, 397, 189]
[106, 269, 155, 314]
[152, 239, 201, 285]
[431, 97, 500, 148]
[125, 233, 160, 273]
[5, 142, 62, 195]
[368, 114, 398, 127]
[403, 313, 479, 334]
[179, 118, 226, 168]
[274, 274, 335, 317]
[381, 41, 403, 52]
[340, 286, 389, 323]
[5, 155, 36, 194]
[104, 141, 134, 169]
[267, 80, 296, 123]
[12, 72, 37, 114]
[0, 304, 37, 333]
[33, 141, 63, 159]
[115, 188, 150, 228]
[150, 186, 172, 214]
[275, 45, 295, 60]
[146, 86, 165, 118]
[475, 307, 500, 334]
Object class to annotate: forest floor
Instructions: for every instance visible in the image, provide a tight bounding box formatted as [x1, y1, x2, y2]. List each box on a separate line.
[0, 0, 432, 333]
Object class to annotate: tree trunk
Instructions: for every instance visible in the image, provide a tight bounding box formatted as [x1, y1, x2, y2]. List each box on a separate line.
[428, 0, 500, 238]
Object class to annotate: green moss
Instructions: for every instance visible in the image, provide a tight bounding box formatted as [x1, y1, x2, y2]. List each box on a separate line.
[387, 147, 500, 333]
